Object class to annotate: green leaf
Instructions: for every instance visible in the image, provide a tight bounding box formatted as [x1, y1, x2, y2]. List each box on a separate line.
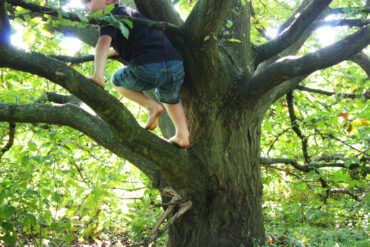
[122, 19, 133, 29]
[27, 214, 37, 227]
[0, 190, 7, 204]
[2, 232, 16, 247]
[228, 38, 241, 43]
[65, 233, 73, 244]
[104, 5, 115, 15]
[75, 11, 89, 23]
[53, 193, 63, 204]
[1, 205, 16, 219]
[101, 14, 130, 39]
[28, 141, 37, 151]
[40, 142, 52, 149]
[92, 10, 104, 18]
[51, 222, 62, 233]
[226, 20, 233, 28]
[1, 222, 14, 232]
[117, 22, 130, 39]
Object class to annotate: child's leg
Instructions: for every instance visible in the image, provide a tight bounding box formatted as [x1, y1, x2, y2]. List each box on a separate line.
[113, 84, 163, 130]
[163, 102, 189, 148]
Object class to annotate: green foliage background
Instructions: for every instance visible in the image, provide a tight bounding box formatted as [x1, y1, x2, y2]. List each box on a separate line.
[0, 0, 369, 246]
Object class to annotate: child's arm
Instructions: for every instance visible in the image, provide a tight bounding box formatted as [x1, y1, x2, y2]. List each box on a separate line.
[90, 35, 112, 89]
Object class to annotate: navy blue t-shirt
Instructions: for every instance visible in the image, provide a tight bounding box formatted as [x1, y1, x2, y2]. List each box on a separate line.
[100, 4, 182, 65]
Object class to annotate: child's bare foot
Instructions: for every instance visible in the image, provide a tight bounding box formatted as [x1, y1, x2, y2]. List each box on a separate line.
[169, 135, 190, 148]
[145, 104, 163, 130]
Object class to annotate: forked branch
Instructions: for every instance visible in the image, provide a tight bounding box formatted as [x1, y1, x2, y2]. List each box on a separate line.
[243, 24, 370, 102]
[255, 0, 332, 64]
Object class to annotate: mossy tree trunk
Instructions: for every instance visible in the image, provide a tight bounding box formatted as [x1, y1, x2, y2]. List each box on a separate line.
[1, 0, 369, 246]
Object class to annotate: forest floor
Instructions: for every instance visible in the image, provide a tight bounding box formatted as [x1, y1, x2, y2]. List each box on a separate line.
[265, 224, 368, 246]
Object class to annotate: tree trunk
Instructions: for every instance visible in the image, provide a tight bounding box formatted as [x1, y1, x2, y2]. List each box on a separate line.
[167, 104, 265, 246]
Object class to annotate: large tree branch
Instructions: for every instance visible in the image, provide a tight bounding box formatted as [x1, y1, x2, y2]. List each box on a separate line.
[218, 0, 253, 70]
[183, 0, 232, 47]
[0, 101, 169, 188]
[134, 0, 183, 26]
[130, 0, 185, 54]
[7, 0, 180, 32]
[255, 24, 369, 110]
[254, 1, 325, 111]
[0, 45, 203, 192]
[51, 54, 122, 64]
[257, 76, 308, 120]
[55, 22, 99, 47]
[12, 2, 178, 150]
[244, 24, 370, 103]
[255, 0, 332, 64]
[350, 52, 370, 78]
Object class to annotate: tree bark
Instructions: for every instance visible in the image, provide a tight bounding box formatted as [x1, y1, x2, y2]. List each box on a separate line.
[167, 108, 265, 246]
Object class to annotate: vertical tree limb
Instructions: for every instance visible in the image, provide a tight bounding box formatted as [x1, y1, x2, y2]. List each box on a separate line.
[0, 122, 15, 160]
[183, 0, 232, 46]
[286, 92, 331, 202]
[286, 92, 310, 163]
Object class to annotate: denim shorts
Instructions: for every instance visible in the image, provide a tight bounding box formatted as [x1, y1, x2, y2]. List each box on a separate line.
[112, 59, 185, 104]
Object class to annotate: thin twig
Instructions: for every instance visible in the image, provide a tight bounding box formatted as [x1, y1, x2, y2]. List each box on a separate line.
[317, 131, 365, 154]
[267, 127, 290, 156]
[296, 85, 370, 99]
[261, 157, 362, 171]
[263, 164, 302, 179]
[102, 186, 146, 191]
[329, 188, 364, 202]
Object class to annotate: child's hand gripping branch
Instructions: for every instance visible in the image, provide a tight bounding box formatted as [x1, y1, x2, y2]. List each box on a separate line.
[83, 0, 190, 147]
